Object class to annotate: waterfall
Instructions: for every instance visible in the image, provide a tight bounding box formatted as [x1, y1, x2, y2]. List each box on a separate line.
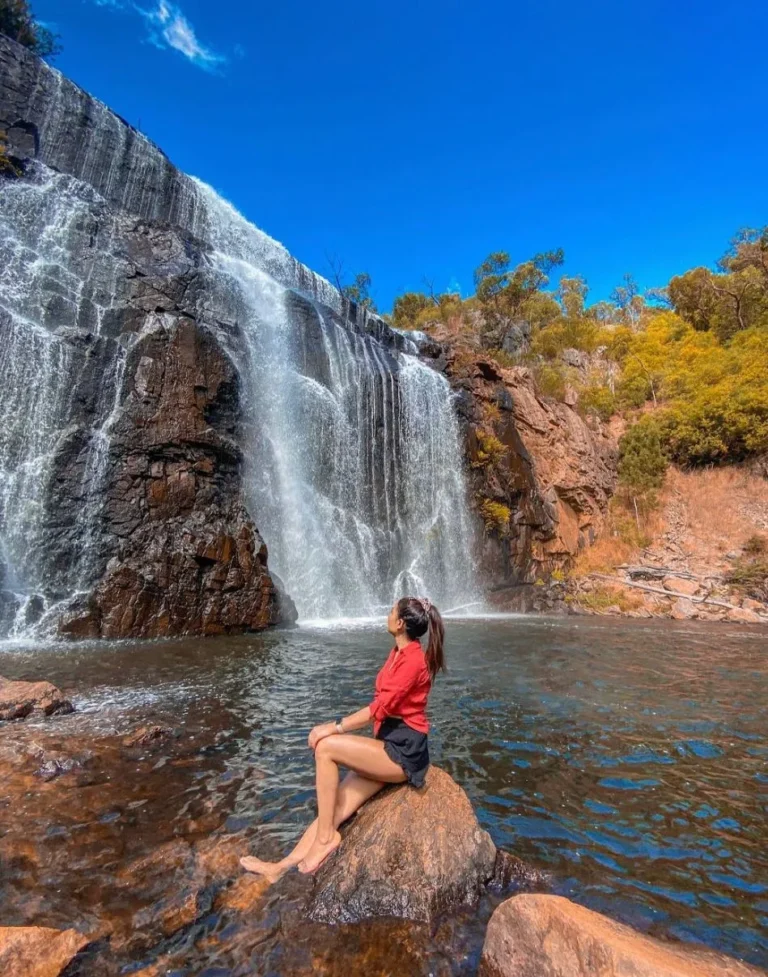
[195, 183, 479, 620]
[0, 167, 478, 638]
[0, 168, 127, 637]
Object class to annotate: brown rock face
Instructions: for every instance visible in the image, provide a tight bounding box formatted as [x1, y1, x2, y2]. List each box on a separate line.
[441, 345, 617, 594]
[0, 926, 91, 977]
[59, 315, 296, 639]
[479, 895, 766, 977]
[309, 766, 497, 924]
[0, 676, 73, 721]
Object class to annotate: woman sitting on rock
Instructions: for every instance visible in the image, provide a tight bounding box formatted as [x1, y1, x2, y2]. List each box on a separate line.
[240, 596, 445, 877]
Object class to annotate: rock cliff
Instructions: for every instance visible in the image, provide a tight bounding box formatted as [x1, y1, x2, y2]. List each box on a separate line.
[0, 34, 300, 637]
[430, 337, 617, 605]
[0, 33, 618, 636]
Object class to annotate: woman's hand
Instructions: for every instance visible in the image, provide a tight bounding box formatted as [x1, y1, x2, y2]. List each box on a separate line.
[308, 722, 337, 750]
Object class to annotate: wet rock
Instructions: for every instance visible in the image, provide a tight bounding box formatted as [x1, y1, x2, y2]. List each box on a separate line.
[122, 724, 173, 748]
[194, 832, 248, 881]
[0, 925, 91, 977]
[214, 874, 270, 913]
[479, 895, 765, 977]
[489, 849, 550, 892]
[35, 754, 83, 782]
[57, 317, 297, 640]
[309, 766, 497, 924]
[0, 676, 74, 721]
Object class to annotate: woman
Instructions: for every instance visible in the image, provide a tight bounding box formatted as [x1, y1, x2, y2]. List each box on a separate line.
[240, 596, 445, 878]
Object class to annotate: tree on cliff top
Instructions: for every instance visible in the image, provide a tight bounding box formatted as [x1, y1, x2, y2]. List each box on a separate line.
[326, 254, 378, 312]
[0, 0, 60, 58]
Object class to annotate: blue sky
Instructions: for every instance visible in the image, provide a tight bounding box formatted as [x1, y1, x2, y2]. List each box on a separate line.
[35, 0, 768, 311]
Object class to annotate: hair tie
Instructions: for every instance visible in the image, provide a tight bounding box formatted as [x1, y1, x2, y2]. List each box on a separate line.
[415, 597, 432, 614]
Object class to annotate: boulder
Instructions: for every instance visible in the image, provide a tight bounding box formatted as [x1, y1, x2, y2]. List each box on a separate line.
[0, 676, 73, 721]
[670, 598, 698, 621]
[122, 724, 173, 748]
[479, 895, 766, 977]
[726, 606, 763, 624]
[309, 765, 497, 923]
[663, 576, 701, 597]
[0, 926, 91, 977]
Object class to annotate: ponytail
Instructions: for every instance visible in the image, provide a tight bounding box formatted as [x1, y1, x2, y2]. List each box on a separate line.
[396, 597, 446, 680]
[425, 604, 445, 679]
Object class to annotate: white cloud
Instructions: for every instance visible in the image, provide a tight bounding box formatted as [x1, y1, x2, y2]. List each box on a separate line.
[89, 0, 228, 72]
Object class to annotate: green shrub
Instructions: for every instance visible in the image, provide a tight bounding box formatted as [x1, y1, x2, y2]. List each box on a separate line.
[490, 348, 519, 369]
[744, 534, 767, 556]
[0, 0, 60, 57]
[725, 558, 768, 601]
[531, 362, 568, 401]
[579, 383, 616, 421]
[618, 417, 668, 499]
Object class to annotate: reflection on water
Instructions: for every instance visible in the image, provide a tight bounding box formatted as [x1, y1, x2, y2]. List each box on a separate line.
[0, 615, 766, 969]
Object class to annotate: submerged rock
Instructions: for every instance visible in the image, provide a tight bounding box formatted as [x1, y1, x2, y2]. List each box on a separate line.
[0, 925, 91, 977]
[479, 894, 766, 977]
[309, 766, 497, 923]
[0, 676, 73, 721]
[122, 724, 173, 748]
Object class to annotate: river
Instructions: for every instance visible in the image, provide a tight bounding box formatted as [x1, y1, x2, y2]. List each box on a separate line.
[0, 614, 766, 973]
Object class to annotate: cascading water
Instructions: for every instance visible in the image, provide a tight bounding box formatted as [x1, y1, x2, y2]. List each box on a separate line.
[195, 184, 480, 620]
[0, 38, 479, 636]
[0, 168, 128, 637]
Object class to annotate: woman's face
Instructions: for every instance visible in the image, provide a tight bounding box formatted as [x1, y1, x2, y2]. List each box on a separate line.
[387, 603, 403, 637]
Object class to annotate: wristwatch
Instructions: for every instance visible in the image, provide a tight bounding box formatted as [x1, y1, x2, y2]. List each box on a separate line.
[335, 718, 345, 734]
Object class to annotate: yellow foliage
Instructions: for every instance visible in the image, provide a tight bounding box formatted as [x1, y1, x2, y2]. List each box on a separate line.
[616, 312, 768, 463]
[472, 429, 506, 469]
[577, 584, 644, 613]
[478, 498, 511, 536]
[482, 401, 502, 425]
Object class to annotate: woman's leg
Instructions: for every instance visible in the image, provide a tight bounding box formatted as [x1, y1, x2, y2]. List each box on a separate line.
[298, 735, 406, 874]
[240, 770, 385, 880]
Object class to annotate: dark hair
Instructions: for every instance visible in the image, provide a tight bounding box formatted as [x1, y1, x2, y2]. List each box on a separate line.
[397, 597, 446, 679]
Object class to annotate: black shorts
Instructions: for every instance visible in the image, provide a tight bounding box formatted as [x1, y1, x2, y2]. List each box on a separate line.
[376, 718, 429, 788]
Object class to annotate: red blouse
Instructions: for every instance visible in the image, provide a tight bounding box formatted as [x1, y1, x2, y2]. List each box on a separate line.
[369, 640, 432, 736]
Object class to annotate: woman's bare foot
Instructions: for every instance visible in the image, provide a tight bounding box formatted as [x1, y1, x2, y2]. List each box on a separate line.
[297, 831, 341, 875]
[239, 855, 287, 883]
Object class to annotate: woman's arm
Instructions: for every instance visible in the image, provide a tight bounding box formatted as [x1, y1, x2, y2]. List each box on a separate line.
[308, 706, 372, 750]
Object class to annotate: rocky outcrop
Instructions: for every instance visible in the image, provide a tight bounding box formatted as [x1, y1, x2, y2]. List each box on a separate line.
[0, 676, 73, 721]
[0, 926, 91, 977]
[439, 345, 617, 593]
[59, 314, 295, 638]
[479, 895, 766, 977]
[0, 34, 304, 639]
[310, 766, 498, 923]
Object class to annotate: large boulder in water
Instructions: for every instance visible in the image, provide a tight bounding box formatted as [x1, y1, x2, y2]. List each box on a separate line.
[0, 925, 92, 977]
[309, 765, 497, 923]
[479, 895, 766, 977]
[0, 676, 74, 721]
